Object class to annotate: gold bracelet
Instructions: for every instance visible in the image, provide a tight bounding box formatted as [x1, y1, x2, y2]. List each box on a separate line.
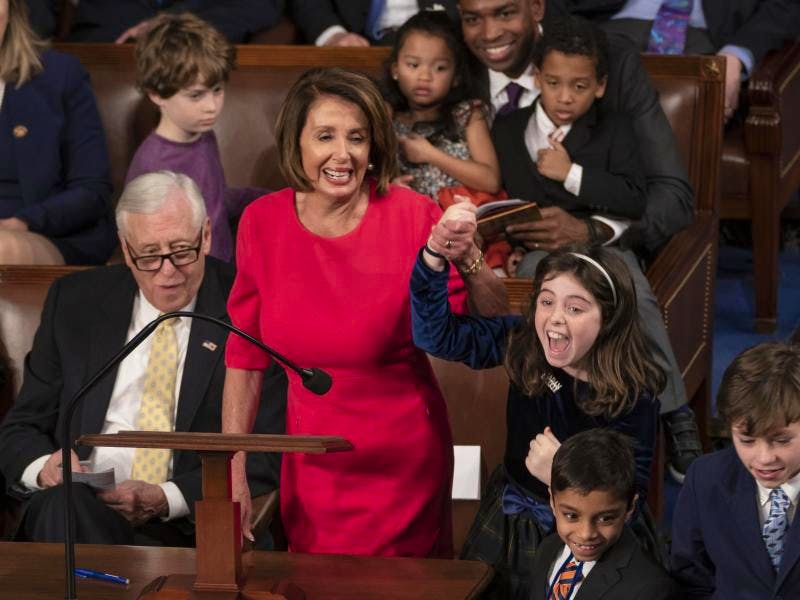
[457, 249, 485, 277]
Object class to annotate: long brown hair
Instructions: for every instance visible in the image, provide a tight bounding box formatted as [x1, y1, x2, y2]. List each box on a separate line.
[0, 0, 46, 86]
[504, 246, 665, 418]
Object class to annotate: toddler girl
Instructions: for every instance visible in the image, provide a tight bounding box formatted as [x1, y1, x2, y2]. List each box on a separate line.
[382, 10, 501, 204]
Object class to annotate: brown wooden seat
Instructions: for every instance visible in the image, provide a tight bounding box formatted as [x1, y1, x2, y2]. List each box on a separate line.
[719, 41, 800, 333]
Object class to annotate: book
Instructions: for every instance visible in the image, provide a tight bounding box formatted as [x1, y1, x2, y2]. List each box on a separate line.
[476, 200, 541, 243]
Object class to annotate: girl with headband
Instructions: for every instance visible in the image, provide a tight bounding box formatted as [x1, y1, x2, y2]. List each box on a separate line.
[411, 230, 665, 599]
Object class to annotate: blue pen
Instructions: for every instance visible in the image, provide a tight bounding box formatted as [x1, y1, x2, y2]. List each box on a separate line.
[74, 568, 130, 585]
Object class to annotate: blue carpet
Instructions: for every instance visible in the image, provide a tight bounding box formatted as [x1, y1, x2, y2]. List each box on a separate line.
[661, 246, 800, 534]
[711, 247, 800, 406]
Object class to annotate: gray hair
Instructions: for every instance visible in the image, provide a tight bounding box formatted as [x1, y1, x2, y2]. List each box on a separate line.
[116, 170, 207, 235]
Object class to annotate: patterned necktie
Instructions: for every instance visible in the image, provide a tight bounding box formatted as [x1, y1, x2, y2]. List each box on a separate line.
[498, 82, 524, 116]
[365, 0, 387, 41]
[550, 558, 584, 600]
[130, 318, 179, 484]
[647, 0, 693, 55]
[762, 488, 791, 570]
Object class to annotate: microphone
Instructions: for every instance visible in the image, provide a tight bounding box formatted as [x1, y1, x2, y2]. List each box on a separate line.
[60, 310, 331, 599]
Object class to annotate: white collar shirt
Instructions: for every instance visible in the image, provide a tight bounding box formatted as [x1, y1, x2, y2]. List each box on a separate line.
[757, 470, 800, 528]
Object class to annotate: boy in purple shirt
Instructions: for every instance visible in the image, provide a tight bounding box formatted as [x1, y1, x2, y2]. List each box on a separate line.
[126, 12, 265, 262]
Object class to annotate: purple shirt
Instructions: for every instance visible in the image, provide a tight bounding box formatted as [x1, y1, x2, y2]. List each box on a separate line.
[125, 130, 266, 262]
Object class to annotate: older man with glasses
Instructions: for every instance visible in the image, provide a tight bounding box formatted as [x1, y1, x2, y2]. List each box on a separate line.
[0, 170, 285, 547]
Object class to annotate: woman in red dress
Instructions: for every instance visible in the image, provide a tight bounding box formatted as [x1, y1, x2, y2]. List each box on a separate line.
[222, 68, 469, 557]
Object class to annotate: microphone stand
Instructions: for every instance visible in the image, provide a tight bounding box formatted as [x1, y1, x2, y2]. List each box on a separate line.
[60, 311, 331, 599]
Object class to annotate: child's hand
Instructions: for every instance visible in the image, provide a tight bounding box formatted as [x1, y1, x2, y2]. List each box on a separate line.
[536, 136, 572, 182]
[392, 174, 414, 188]
[398, 133, 434, 164]
[525, 426, 561, 486]
[506, 247, 526, 277]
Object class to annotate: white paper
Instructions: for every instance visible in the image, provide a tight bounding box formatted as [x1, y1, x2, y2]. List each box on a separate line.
[452, 445, 481, 500]
[74, 461, 116, 491]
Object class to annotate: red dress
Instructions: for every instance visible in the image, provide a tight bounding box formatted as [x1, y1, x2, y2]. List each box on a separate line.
[225, 182, 466, 557]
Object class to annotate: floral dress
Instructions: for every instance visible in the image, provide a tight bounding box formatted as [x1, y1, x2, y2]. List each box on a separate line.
[394, 99, 489, 201]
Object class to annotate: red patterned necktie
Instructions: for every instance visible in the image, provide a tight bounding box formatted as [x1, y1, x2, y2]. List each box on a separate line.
[550, 558, 584, 600]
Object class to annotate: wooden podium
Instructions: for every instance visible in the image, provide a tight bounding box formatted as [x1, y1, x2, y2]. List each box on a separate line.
[78, 431, 352, 600]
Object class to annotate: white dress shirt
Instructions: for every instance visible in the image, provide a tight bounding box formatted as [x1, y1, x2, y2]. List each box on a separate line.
[757, 471, 800, 528]
[488, 65, 539, 113]
[0, 80, 6, 111]
[21, 291, 197, 520]
[548, 544, 597, 599]
[522, 101, 630, 244]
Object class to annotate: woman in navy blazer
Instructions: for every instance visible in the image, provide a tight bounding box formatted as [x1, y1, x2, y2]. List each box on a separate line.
[0, 0, 115, 265]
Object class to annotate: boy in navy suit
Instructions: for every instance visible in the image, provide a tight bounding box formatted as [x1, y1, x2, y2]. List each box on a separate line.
[530, 429, 680, 599]
[671, 341, 800, 598]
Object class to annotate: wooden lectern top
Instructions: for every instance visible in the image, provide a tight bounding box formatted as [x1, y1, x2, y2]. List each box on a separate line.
[77, 431, 353, 453]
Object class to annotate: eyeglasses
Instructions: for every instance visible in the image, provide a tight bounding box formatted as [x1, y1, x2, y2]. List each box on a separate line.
[125, 228, 203, 272]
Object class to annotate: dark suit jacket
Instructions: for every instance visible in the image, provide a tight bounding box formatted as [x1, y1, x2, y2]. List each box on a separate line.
[480, 34, 692, 257]
[66, 1, 284, 43]
[549, 0, 800, 65]
[290, 0, 458, 44]
[491, 99, 646, 220]
[671, 447, 800, 599]
[2, 50, 115, 265]
[530, 528, 682, 600]
[0, 257, 285, 512]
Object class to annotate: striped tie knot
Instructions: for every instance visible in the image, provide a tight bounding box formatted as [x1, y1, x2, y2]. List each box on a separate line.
[551, 558, 584, 600]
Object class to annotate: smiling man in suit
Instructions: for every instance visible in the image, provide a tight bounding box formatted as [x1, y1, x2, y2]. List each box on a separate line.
[0, 170, 284, 546]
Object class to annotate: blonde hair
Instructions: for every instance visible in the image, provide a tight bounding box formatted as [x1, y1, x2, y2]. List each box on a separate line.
[0, 0, 46, 86]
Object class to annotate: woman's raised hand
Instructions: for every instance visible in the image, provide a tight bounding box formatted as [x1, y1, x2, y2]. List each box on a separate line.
[428, 197, 478, 265]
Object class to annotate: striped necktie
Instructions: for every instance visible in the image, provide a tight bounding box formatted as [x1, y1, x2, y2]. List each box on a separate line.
[130, 318, 179, 484]
[550, 557, 584, 600]
[762, 488, 791, 570]
[647, 0, 693, 55]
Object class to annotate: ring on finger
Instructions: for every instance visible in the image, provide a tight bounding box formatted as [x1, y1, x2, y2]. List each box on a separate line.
[445, 239, 454, 249]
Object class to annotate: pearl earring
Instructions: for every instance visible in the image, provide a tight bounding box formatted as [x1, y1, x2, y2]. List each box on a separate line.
[367, 162, 375, 171]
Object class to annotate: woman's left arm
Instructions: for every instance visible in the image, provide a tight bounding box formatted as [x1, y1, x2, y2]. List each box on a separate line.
[14, 57, 112, 237]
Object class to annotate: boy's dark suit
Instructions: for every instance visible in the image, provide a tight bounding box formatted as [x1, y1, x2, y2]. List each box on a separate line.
[530, 528, 682, 600]
[491, 99, 646, 221]
[671, 447, 800, 599]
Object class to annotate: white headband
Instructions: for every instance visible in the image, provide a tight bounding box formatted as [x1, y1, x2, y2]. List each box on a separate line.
[569, 252, 617, 306]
